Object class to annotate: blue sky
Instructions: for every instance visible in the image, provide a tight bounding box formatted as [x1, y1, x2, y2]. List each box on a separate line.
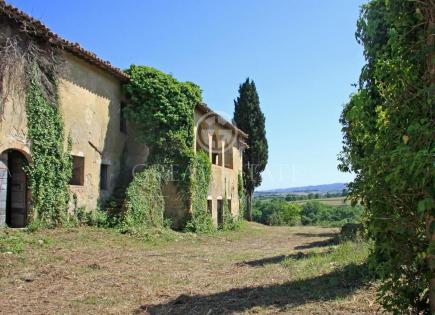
[9, 0, 366, 190]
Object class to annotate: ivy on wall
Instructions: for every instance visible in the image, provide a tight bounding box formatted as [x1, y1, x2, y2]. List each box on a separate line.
[185, 151, 213, 233]
[238, 172, 245, 217]
[25, 65, 72, 227]
[121, 166, 165, 233]
[123, 65, 213, 229]
[0, 24, 72, 228]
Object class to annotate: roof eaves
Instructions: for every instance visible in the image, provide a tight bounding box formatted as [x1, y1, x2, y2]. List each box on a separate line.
[0, 0, 130, 82]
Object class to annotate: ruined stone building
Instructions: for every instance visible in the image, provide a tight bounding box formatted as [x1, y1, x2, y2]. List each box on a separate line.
[0, 2, 247, 228]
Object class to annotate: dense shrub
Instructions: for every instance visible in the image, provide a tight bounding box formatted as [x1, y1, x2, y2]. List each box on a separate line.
[339, 0, 433, 312]
[121, 167, 165, 234]
[300, 202, 363, 227]
[253, 199, 301, 226]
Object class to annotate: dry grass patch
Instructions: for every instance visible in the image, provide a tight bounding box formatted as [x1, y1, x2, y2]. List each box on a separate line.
[0, 223, 381, 314]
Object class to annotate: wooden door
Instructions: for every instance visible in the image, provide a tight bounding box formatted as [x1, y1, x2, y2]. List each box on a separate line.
[7, 151, 27, 228]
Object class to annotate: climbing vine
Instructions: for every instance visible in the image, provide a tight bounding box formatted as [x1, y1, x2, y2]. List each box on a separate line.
[25, 66, 72, 227]
[0, 22, 71, 227]
[185, 151, 213, 233]
[238, 172, 246, 218]
[339, 0, 434, 312]
[121, 166, 165, 234]
[123, 65, 212, 228]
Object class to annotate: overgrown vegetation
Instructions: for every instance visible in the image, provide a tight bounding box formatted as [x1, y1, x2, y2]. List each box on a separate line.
[283, 241, 370, 281]
[25, 69, 72, 227]
[222, 194, 243, 231]
[121, 166, 166, 234]
[253, 198, 362, 227]
[0, 25, 72, 227]
[123, 65, 201, 201]
[123, 65, 217, 232]
[339, 0, 434, 312]
[185, 151, 214, 233]
[300, 202, 363, 227]
[253, 199, 301, 226]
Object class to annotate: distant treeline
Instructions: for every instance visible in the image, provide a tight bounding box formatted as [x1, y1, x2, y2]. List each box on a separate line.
[256, 190, 348, 201]
[253, 198, 362, 227]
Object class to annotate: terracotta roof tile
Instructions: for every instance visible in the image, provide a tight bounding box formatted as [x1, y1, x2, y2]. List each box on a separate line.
[196, 102, 248, 139]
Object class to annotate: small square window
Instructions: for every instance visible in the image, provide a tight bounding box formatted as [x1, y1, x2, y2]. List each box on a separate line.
[70, 156, 84, 186]
[100, 164, 109, 190]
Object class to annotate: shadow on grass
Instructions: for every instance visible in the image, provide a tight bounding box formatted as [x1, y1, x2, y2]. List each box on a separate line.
[294, 232, 338, 238]
[137, 263, 369, 315]
[293, 237, 337, 250]
[238, 250, 333, 267]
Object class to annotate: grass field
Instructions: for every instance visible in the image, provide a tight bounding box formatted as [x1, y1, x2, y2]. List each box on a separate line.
[289, 196, 351, 206]
[0, 223, 380, 314]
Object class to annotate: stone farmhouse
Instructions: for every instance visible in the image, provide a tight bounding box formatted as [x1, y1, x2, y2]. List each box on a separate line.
[0, 2, 248, 229]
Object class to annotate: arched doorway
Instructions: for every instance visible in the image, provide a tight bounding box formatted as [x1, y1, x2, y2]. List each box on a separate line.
[0, 149, 29, 228]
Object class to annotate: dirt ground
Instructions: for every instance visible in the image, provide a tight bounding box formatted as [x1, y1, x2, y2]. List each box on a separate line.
[0, 223, 380, 314]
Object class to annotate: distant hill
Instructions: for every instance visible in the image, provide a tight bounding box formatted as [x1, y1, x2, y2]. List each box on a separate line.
[255, 183, 347, 196]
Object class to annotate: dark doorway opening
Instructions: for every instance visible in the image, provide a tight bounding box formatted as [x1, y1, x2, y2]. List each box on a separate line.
[217, 199, 223, 227]
[1, 150, 29, 228]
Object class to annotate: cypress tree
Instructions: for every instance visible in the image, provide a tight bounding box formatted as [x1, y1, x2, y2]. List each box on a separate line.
[233, 78, 268, 221]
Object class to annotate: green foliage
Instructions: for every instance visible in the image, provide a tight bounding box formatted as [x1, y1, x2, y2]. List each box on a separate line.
[121, 166, 165, 234]
[300, 202, 363, 227]
[0, 232, 25, 253]
[339, 0, 433, 312]
[253, 198, 362, 227]
[123, 65, 202, 201]
[25, 66, 72, 227]
[253, 199, 301, 226]
[185, 151, 214, 233]
[237, 172, 246, 217]
[70, 207, 115, 228]
[283, 241, 371, 282]
[0, 230, 52, 254]
[222, 198, 242, 231]
[123, 65, 215, 233]
[339, 223, 365, 242]
[233, 78, 268, 220]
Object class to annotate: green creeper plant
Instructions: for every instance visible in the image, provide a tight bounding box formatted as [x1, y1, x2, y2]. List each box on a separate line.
[121, 166, 165, 233]
[185, 151, 214, 233]
[123, 65, 213, 229]
[25, 65, 72, 227]
[339, 0, 434, 312]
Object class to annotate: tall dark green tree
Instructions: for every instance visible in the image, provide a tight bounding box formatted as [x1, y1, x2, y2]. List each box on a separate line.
[233, 78, 268, 221]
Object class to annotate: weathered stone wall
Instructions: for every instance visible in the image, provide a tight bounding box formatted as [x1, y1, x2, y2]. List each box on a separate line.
[194, 108, 244, 226]
[59, 53, 128, 210]
[0, 32, 243, 226]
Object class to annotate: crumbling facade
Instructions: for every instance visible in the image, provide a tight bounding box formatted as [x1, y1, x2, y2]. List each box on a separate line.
[0, 2, 247, 228]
